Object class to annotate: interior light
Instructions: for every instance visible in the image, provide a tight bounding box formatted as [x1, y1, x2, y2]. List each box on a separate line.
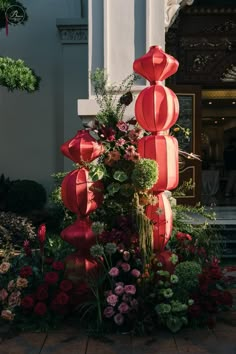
[232, 101, 236, 105]
[214, 120, 218, 124]
[221, 117, 225, 120]
[208, 101, 212, 105]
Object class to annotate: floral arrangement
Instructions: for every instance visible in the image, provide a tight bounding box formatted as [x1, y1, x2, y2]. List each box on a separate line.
[0, 225, 75, 331]
[0, 69, 233, 335]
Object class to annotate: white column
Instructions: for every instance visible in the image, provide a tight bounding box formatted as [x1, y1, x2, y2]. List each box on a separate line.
[78, 0, 166, 121]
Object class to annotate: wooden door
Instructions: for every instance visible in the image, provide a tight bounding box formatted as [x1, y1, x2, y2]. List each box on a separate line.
[170, 85, 202, 206]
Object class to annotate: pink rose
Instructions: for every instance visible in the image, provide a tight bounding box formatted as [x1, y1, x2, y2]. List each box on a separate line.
[8, 291, 21, 307]
[114, 285, 124, 296]
[7, 280, 15, 292]
[114, 313, 124, 326]
[116, 121, 129, 132]
[124, 285, 136, 295]
[116, 282, 124, 287]
[115, 138, 126, 147]
[0, 288, 8, 302]
[103, 306, 115, 318]
[121, 263, 130, 272]
[118, 302, 129, 314]
[108, 267, 119, 277]
[107, 294, 118, 307]
[131, 269, 141, 278]
[123, 251, 130, 261]
[1, 309, 14, 321]
[122, 294, 129, 302]
[0, 262, 10, 274]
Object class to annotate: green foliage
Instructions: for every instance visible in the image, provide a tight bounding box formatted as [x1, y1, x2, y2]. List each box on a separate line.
[175, 261, 202, 297]
[0, 173, 13, 210]
[6, 180, 47, 213]
[0, 57, 40, 92]
[90, 68, 138, 126]
[131, 158, 158, 190]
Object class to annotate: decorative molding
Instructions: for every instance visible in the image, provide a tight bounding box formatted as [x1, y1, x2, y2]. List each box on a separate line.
[221, 65, 236, 82]
[204, 20, 236, 33]
[192, 54, 217, 72]
[202, 89, 236, 100]
[165, 0, 194, 32]
[180, 38, 232, 50]
[184, 7, 236, 15]
[56, 19, 88, 44]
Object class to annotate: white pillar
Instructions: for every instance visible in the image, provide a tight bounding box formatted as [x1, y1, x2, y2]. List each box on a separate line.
[78, 0, 165, 121]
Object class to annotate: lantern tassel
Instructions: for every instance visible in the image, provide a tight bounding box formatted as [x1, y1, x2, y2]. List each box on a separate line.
[5, 16, 8, 36]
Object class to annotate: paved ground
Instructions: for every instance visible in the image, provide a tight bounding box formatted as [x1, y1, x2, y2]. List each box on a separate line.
[0, 321, 235, 354]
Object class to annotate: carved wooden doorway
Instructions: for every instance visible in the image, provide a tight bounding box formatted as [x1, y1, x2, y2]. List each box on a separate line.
[170, 85, 202, 205]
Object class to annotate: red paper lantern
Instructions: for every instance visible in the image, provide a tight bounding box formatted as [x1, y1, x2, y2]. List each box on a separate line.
[61, 217, 95, 250]
[138, 135, 179, 191]
[64, 252, 97, 284]
[135, 85, 179, 132]
[146, 192, 173, 252]
[61, 129, 104, 164]
[133, 45, 179, 83]
[61, 168, 104, 216]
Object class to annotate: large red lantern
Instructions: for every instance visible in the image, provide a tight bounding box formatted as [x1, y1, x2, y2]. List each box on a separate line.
[133, 45, 179, 83]
[138, 135, 179, 191]
[146, 192, 173, 252]
[135, 85, 179, 132]
[61, 168, 104, 216]
[61, 129, 104, 164]
[61, 217, 95, 250]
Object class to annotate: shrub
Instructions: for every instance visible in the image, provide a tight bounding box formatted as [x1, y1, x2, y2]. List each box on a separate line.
[6, 180, 47, 213]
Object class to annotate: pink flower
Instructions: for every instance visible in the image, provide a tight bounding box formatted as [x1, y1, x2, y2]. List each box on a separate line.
[1, 309, 14, 321]
[121, 263, 131, 272]
[8, 291, 21, 307]
[115, 138, 126, 147]
[124, 285, 136, 295]
[123, 251, 130, 261]
[109, 267, 119, 277]
[114, 313, 124, 326]
[131, 269, 141, 278]
[116, 282, 124, 287]
[107, 294, 118, 307]
[118, 302, 129, 314]
[0, 288, 8, 302]
[8, 280, 15, 292]
[0, 262, 10, 274]
[114, 285, 124, 296]
[116, 121, 129, 132]
[122, 294, 129, 302]
[103, 306, 115, 318]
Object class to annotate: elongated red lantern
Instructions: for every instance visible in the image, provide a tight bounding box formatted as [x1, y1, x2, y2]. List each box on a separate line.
[133, 45, 179, 83]
[135, 85, 179, 132]
[65, 252, 97, 284]
[61, 217, 95, 250]
[61, 130, 104, 164]
[146, 192, 173, 252]
[61, 168, 104, 216]
[138, 135, 179, 191]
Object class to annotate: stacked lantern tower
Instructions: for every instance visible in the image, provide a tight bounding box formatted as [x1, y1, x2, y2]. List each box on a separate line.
[60, 130, 104, 277]
[133, 46, 179, 252]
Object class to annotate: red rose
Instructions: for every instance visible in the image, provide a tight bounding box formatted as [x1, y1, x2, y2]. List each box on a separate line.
[60, 279, 73, 292]
[21, 295, 34, 309]
[34, 302, 47, 316]
[219, 291, 233, 307]
[36, 284, 49, 301]
[45, 257, 54, 265]
[19, 266, 33, 278]
[44, 271, 59, 284]
[55, 292, 69, 305]
[50, 299, 68, 315]
[37, 224, 46, 244]
[176, 232, 192, 242]
[188, 304, 201, 318]
[52, 261, 64, 271]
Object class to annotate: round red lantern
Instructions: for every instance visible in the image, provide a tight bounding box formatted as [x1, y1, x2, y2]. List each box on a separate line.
[64, 252, 97, 284]
[61, 129, 104, 164]
[138, 135, 179, 191]
[135, 85, 179, 132]
[61, 217, 95, 250]
[133, 45, 179, 83]
[146, 192, 173, 252]
[61, 168, 104, 216]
